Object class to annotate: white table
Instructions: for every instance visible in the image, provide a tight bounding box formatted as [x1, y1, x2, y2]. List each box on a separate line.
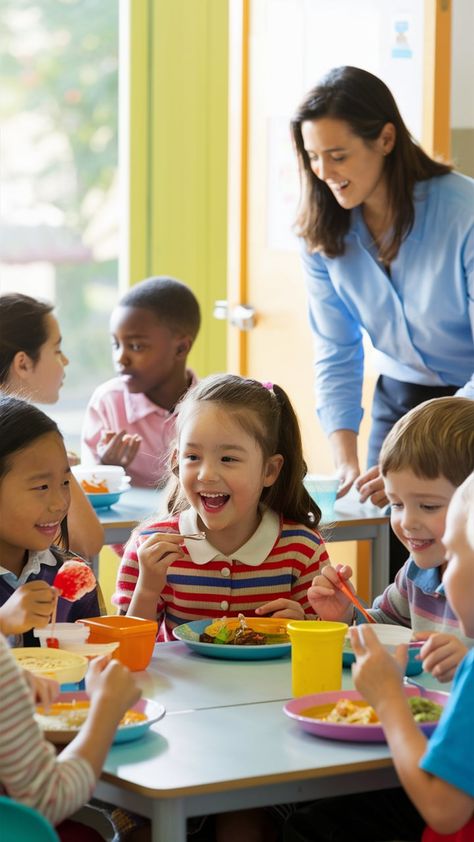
[94, 641, 445, 842]
[97, 487, 390, 597]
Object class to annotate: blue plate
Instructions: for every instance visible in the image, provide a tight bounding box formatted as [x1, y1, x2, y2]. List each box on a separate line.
[343, 639, 423, 676]
[173, 619, 291, 660]
[86, 488, 129, 509]
[37, 692, 165, 744]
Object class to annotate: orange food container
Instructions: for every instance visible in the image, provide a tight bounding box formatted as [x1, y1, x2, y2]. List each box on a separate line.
[79, 616, 158, 671]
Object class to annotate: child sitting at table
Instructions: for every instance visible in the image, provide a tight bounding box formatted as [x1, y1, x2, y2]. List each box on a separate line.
[0, 629, 141, 841]
[0, 292, 103, 561]
[284, 471, 474, 842]
[0, 396, 101, 647]
[307, 396, 474, 682]
[81, 275, 201, 488]
[114, 373, 329, 634]
[114, 373, 331, 842]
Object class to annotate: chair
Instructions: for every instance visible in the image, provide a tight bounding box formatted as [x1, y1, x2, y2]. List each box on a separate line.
[0, 795, 59, 841]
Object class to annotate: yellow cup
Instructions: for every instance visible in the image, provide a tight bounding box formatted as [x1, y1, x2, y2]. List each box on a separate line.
[287, 620, 348, 697]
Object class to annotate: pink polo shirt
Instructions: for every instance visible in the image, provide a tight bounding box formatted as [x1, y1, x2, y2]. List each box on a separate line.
[81, 373, 197, 488]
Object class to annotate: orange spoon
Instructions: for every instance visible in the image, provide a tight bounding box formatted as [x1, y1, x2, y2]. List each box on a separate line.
[336, 571, 376, 624]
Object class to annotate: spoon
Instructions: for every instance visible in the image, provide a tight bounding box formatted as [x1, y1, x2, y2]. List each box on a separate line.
[336, 571, 376, 624]
[139, 529, 206, 540]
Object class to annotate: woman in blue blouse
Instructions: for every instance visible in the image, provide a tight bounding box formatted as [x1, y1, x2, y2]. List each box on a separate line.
[291, 66, 474, 560]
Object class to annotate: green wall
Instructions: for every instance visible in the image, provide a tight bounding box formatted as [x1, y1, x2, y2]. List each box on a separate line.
[127, 0, 228, 374]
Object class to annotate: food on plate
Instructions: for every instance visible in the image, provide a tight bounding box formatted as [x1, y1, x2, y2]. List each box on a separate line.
[35, 700, 147, 731]
[80, 478, 110, 493]
[304, 695, 444, 726]
[53, 559, 96, 601]
[199, 613, 289, 646]
[326, 698, 379, 724]
[407, 696, 443, 722]
[13, 651, 84, 675]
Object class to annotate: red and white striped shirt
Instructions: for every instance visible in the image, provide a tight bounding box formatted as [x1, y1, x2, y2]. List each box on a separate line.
[113, 507, 329, 638]
[0, 634, 95, 825]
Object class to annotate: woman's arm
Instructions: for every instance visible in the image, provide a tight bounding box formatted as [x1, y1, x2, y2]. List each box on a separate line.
[328, 429, 360, 497]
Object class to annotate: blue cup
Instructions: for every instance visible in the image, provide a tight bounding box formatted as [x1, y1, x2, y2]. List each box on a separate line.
[304, 474, 339, 521]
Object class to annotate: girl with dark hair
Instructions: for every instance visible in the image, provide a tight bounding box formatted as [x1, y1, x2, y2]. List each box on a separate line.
[114, 373, 329, 635]
[0, 396, 100, 645]
[291, 66, 474, 575]
[113, 373, 330, 842]
[0, 292, 103, 560]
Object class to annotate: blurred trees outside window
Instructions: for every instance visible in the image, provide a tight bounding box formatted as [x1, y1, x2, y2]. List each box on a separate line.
[0, 0, 119, 450]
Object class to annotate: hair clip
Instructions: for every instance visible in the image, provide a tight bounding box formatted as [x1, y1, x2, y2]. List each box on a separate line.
[262, 381, 274, 391]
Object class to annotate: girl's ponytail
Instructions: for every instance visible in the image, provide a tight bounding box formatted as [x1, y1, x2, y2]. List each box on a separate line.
[262, 384, 321, 529]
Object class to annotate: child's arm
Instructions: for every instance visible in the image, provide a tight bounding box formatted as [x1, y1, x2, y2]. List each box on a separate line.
[416, 632, 468, 683]
[0, 580, 57, 636]
[62, 474, 104, 559]
[127, 532, 183, 620]
[60, 655, 141, 777]
[351, 626, 474, 833]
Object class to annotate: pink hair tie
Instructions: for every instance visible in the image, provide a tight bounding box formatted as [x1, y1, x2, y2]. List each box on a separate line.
[262, 381, 274, 391]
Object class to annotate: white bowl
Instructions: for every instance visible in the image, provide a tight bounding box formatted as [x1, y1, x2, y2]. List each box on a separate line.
[34, 622, 90, 649]
[72, 464, 130, 493]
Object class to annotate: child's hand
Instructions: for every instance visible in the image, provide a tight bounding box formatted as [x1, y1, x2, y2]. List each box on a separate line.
[350, 625, 406, 709]
[67, 450, 80, 466]
[417, 633, 468, 683]
[136, 532, 183, 595]
[0, 581, 58, 635]
[255, 598, 304, 620]
[23, 670, 60, 708]
[97, 429, 142, 468]
[86, 655, 142, 713]
[307, 564, 354, 623]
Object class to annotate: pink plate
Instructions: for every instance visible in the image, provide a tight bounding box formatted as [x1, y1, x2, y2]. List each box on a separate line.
[283, 687, 449, 743]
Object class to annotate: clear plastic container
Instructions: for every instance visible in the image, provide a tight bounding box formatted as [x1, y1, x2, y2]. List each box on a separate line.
[33, 622, 90, 649]
[72, 464, 131, 493]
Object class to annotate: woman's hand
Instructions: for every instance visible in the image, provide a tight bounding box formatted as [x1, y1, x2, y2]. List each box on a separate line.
[0, 581, 58, 635]
[351, 625, 407, 709]
[307, 564, 354, 623]
[24, 670, 60, 708]
[417, 633, 467, 683]
[98, 429, 142, 468]
[355, 465, 389, 508]
[255, 598, 304, 620]
[328, 430, 360, 498]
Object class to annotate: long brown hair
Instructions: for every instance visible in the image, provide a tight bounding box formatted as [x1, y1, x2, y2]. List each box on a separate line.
[167, 374, 321, 529]
[291, 66, 451, 264]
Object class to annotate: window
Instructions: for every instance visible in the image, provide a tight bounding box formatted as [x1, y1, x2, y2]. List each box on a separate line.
[0, 0, 119, 451]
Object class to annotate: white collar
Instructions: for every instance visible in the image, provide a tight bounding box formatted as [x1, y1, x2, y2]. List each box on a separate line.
[178, 507, 280, 566]
[0, 549, 57, 587]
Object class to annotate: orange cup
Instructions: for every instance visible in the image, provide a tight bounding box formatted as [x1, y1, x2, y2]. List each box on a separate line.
[79, 615, 157, 671]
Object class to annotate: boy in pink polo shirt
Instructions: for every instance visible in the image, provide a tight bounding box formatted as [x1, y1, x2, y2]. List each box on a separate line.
[81, 276, 200, 488]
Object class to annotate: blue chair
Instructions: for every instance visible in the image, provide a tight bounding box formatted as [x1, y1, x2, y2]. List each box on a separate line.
[0, 795, 59, 841]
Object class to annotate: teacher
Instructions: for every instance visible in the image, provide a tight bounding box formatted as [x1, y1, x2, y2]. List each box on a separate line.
[291, 66, 474, 526]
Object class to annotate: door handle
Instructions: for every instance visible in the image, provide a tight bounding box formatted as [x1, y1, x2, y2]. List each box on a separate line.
[213, 300, 256, 331]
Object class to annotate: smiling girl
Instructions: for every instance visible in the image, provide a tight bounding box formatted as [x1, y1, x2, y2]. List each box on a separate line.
[0, 396, 100, 645]
[0, 293, 103, 560]
[114, 374, 329, 636]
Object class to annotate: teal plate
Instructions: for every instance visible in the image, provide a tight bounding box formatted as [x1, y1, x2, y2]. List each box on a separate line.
[343, 639, 423, 676]
[173, 619, 291, 660]
[37, 692, 165, 744]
